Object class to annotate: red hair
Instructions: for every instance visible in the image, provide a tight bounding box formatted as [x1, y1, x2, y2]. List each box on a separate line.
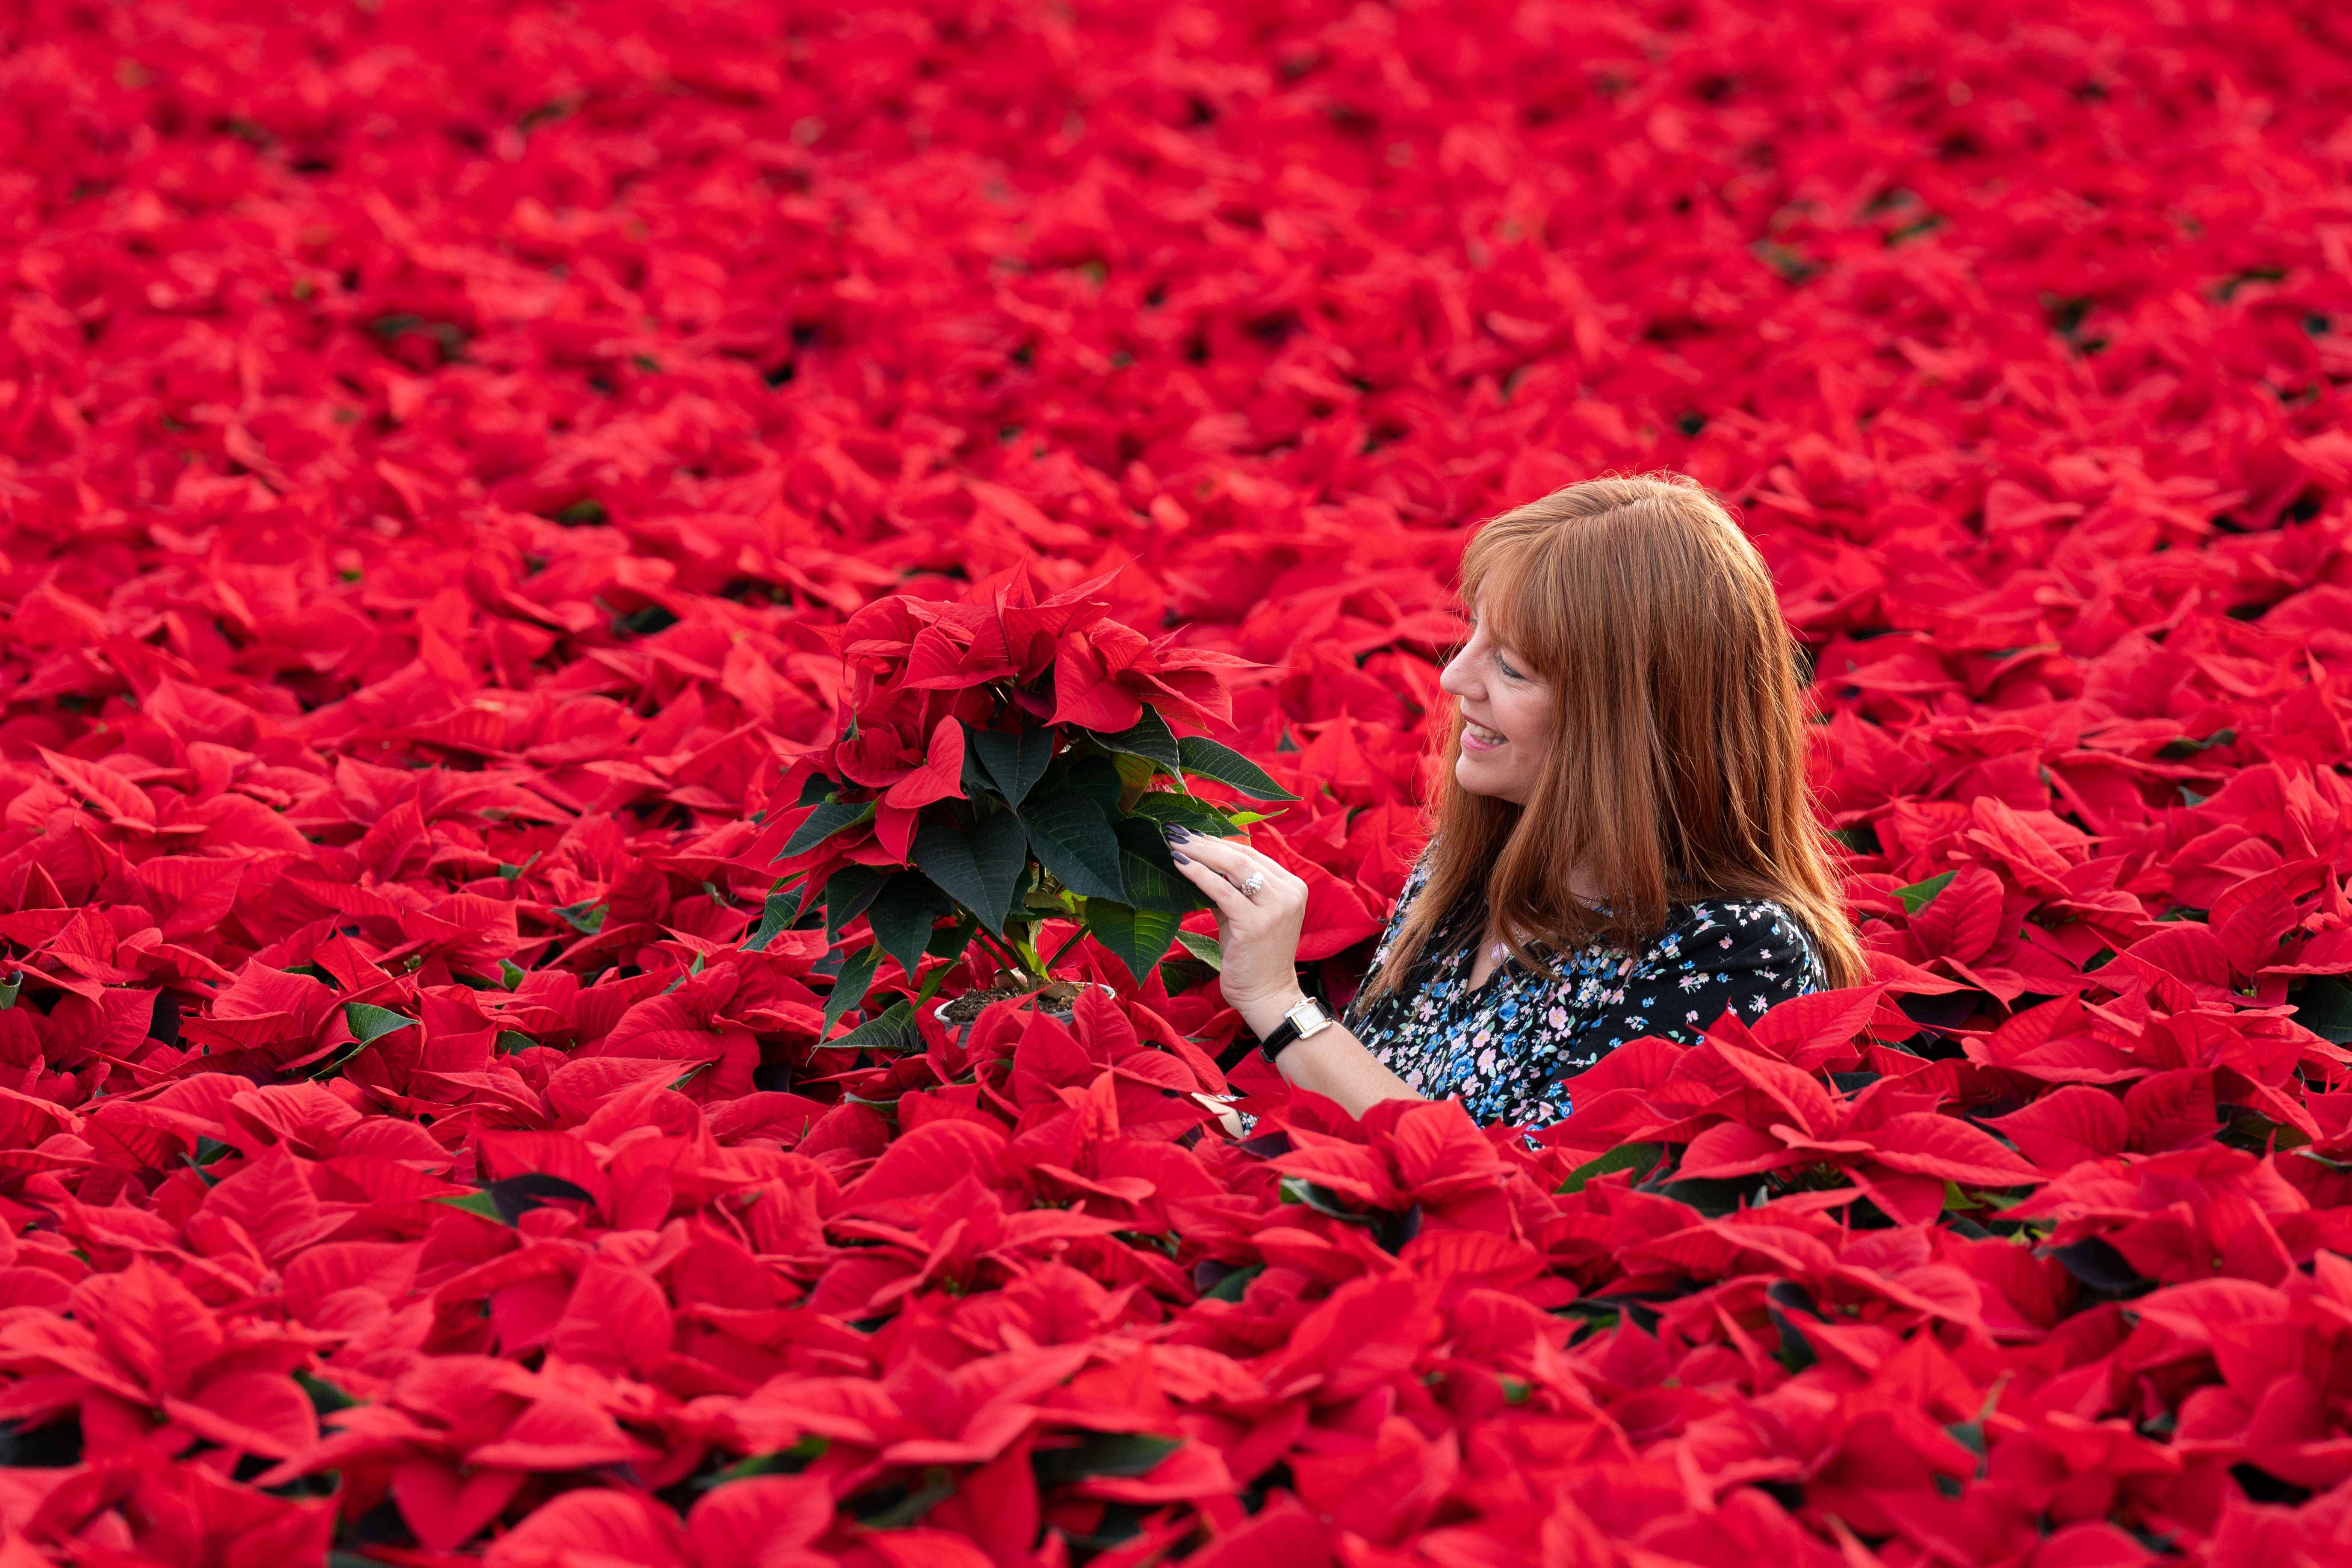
[1366, 472, 1863, 995]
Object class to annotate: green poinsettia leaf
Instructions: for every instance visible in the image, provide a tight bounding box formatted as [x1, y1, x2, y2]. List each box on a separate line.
[967, 727, 1058, 809]
[777, 800, 875, 859]
[1089, 707, 1183, 776]
[821, 945, 883, 1034]
[343, 1003, 417, 1043]
[1177, 736, 1299, 801]
[1083, 899, 1183, 986]
[866, 873, 956, 979]
[913, 809, 1030, 935]
[1020, 789, 1127, 901]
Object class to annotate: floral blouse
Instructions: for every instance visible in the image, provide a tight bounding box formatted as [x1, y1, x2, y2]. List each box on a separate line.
[1344, 862, 1829, 1128]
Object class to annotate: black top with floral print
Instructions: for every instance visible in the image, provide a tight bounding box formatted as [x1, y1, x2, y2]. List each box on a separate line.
[1343, 861, 1829, 1128]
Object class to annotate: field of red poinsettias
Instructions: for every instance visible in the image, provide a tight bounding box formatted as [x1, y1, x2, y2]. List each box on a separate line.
[3, 0, 2352, 1562]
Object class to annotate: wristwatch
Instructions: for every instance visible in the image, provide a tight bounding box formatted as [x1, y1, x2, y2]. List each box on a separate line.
[1256, 996, 1337, 1063]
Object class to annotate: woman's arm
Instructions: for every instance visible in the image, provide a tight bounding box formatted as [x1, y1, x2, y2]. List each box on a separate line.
[1248, 1014, 1423, 1115]
[1161, 827, 1423, 1118]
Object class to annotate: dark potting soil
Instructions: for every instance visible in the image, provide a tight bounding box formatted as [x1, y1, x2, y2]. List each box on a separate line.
[937, 982, 1092, 1024]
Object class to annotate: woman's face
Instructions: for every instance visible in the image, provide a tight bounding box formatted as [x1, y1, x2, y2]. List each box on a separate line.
[1438, 601, 1554, 805]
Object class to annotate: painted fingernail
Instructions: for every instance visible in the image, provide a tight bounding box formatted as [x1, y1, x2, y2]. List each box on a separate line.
[1164, 823, 1192, 842]
[1171, 851, 1192, 864]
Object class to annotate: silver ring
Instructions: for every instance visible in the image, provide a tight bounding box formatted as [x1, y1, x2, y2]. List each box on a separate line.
[1237, 873, 1266, 897]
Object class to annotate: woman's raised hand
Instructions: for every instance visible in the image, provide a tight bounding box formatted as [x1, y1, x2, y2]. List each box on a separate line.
[1161, 823, 1422, 1115]
[1161, 825, 1311, 1033]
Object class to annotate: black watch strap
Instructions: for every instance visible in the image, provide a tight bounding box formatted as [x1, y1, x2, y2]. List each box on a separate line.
[1211, 999, 1336, 1072]
[1256, 998, 1332, 1063]
[1256, 1012, 1307, 1062]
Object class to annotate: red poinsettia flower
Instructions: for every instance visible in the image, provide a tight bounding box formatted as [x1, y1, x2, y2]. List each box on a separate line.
[0, 1, 2345, 1564]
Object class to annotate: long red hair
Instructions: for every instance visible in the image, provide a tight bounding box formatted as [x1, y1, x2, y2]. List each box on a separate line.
[1365, 471, 1864, 995]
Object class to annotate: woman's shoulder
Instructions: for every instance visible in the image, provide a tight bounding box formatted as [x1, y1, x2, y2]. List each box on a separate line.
[1649, 897, 1824, 970]
[1565, 897, 1822, 1051]
[1671, 895, 1815, 932]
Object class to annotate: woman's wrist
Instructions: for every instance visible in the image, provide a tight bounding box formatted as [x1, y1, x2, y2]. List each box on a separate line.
[1232, 986, 1311, 1042]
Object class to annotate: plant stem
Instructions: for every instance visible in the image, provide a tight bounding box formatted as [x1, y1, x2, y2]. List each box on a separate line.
[967, 922, 1042, 986]
[1043, 923, 1090, 972]
[1011, 930, 1050, 983]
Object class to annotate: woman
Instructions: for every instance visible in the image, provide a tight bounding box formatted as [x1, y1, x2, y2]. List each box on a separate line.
[1168, 472, 1864, 1125]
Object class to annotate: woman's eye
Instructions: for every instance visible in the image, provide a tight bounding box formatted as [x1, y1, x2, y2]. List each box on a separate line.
[1495, 653, 1523, 680]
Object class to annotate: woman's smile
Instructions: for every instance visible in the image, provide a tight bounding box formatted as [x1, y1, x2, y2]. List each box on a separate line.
[1460, 717, 1507, 752]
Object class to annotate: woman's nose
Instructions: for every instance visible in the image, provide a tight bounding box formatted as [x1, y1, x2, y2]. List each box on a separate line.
[1438, 647, 1477, 698]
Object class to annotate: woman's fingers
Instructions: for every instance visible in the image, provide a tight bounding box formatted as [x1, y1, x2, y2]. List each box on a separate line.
[1230, 842, 1307, 895]
[1194, 830, 1299, 883]
[1170, 830, 1298, 902]
[1169, 830, 1301, 943]
[1164, 827, 1235, 869]
[1169, 851, 1255, 922]
[1167, 828, 1249, 877]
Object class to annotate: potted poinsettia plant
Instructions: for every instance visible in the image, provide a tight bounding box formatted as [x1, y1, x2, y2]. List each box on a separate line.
[753, 569, 1296, 1048]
